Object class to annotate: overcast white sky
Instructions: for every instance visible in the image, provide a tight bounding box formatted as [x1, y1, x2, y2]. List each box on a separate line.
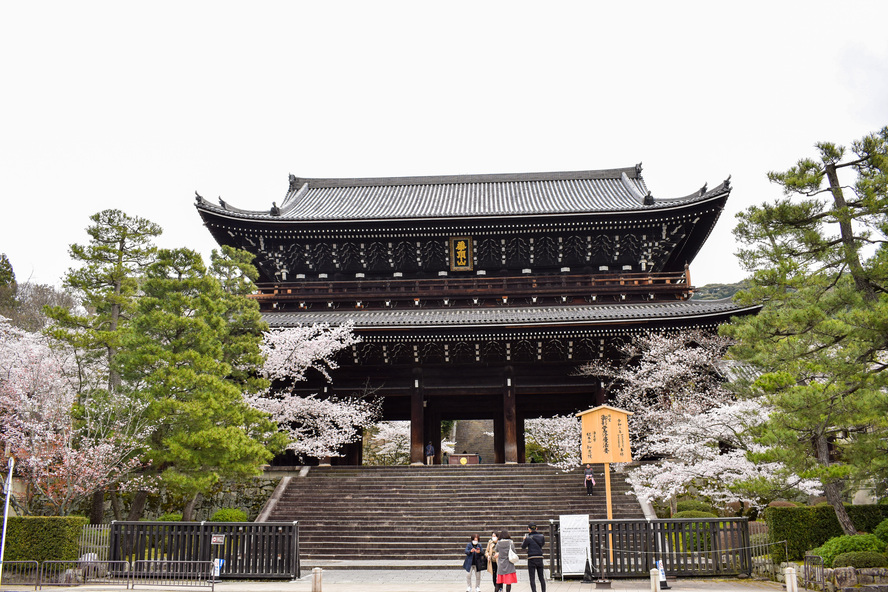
[2, 1, 887, 288]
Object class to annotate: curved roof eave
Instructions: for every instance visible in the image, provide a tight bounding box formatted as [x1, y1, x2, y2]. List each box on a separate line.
[261, 300, 761, 331]
[195, 185, 730, 227]
[193, 166, 730, 224]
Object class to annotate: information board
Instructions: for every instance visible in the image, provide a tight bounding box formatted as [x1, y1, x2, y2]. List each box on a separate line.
[577, 405, 633, 464]
[559, 514, 590, 576]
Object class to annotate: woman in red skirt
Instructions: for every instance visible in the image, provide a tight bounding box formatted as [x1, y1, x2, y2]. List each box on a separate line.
[494, 529, 518, 592]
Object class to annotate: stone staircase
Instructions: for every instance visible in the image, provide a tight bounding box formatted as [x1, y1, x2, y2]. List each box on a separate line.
[260, 464, 643, 564]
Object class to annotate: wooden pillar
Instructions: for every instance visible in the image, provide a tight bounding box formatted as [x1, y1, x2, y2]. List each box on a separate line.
[410, 371, 425, 465]
[342, 427, 363, 465]
[594, 380, 606, 406]
[503, 370, 518, 464]
[493, 414, 505, 464]
[517, 414, 526, 464]
[427, 408, 442, 464]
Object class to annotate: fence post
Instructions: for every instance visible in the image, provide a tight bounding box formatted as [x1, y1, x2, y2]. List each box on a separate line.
[548, 520, 556, 580]
[292, 521, 300, 579]
[199, 521, 209, 566]
[109, 520, 118, 562]
[785, 566, 798, 592]
[649, 568, 659, 592]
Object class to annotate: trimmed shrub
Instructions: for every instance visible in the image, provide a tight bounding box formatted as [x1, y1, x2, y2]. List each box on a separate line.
[811, 534, 887, 568]
[673, 510, 718, 550]
[875, 518, 888, 545]
[674, 510, 718, 519]
[676, 500, 714, 514]
[4, 516, 89, 562]
[209, 508, 248, 522]
[832, 551, 888, 568]
[157, 513, 183, 522]
[768, 501, 798, 507]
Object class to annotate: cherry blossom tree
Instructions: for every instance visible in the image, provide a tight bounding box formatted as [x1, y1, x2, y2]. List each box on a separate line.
[525, 415, 582, 470]
[622, 398, 820, 509]
[245, 322, 384, 460]
[576, 330, 819, 511]
[0, 316, 151, 515]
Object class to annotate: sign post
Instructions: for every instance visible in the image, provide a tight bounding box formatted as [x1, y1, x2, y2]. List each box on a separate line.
[577, 405, 633, 572]
[210, 534, 225, 581]
[0, 456, 14, 589]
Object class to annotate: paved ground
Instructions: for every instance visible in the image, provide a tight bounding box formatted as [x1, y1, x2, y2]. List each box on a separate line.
[25, 569, 788, 592]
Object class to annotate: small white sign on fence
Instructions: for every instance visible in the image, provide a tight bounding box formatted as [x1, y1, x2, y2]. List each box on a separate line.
[211, 534, 225, 545]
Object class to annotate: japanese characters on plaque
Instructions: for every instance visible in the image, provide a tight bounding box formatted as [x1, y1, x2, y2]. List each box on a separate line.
[577, 405, 633, 464]
[449, 237, 473, 271]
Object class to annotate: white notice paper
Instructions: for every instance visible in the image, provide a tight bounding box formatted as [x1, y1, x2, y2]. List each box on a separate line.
[559, 514, 590, 576]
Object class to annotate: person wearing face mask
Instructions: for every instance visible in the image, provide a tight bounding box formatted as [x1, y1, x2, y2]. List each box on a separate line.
[485, 531, 501, 592]
[463, 533, 484, 592]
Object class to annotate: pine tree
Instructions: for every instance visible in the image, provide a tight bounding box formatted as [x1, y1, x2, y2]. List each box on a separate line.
[724, 127, 888, 534]
[45, 209, 161, 522]
[118, 247, 285, 520]
[0, 253, 16, 318]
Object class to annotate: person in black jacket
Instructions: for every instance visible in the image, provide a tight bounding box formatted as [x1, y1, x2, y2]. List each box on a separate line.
[521, 523, 546, 592]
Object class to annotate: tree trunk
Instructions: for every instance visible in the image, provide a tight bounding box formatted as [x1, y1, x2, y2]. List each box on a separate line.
[816, 433, 857, 535]
[181, 492, 201, 522]
[110, 490, 123, 521]
[824, 162, 876, 302]
[89, 489, 105, 524]
[127, 490, 149, 521]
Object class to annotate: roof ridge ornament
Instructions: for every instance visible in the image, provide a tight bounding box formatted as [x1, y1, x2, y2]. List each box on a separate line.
[271, 202, 281, 216]
[723, 175, 731, 190]
[635, 162, 643, 176]
[699, 183, 707, 197]
[643, 191, 654, 205]
[289, 173, 301, 192]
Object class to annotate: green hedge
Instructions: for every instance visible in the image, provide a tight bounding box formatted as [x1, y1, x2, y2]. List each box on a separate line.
[764, 505, 888, 562]
[4, 516, 89, 562]
[209, 508, 248, 522]
[833, 551, 888, 568]
[675, 500, 714, 514]
[812, 534, 887, 567]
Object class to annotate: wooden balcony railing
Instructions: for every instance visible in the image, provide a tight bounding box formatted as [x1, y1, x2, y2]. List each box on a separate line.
[252, 270, 691, 304]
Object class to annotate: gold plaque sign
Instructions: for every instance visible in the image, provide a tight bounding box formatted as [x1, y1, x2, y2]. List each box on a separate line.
[449, 237, 473, 271]
[577, 405, 633, 464]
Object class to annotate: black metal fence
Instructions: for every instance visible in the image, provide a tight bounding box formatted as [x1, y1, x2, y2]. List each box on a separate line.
[803, 554, 824, 590]
[0, 559, 214, 591]
[551, 518, 752, 578]
[109, 521, 299, 580]
[0, 560, 39, 589]
[40, 559, 130, 588]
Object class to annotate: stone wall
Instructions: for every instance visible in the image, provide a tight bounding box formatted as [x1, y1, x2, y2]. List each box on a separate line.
[88, 473, 286, 522]
[775, 561, 888, 592]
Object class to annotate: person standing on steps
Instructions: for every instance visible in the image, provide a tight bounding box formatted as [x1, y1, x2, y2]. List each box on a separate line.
[425, 441, 435, 465]
[464, 533, 484, 592]
[522, 523, 546, 592]
[485, 531, 501, 592]
[584, 464, 596, 495]
[494, 529, 518, 592]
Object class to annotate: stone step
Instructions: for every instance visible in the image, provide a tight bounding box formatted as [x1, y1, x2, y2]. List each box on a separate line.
[263, 464, 642, 561]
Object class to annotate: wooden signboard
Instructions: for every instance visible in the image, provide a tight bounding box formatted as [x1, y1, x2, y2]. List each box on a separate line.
[576, 404, 633, 559]
[578, 404, 632, 464]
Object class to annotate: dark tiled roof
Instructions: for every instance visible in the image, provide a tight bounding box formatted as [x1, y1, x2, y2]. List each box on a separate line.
[195, 167, 729, 222]
[263, 299, 756, 330]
